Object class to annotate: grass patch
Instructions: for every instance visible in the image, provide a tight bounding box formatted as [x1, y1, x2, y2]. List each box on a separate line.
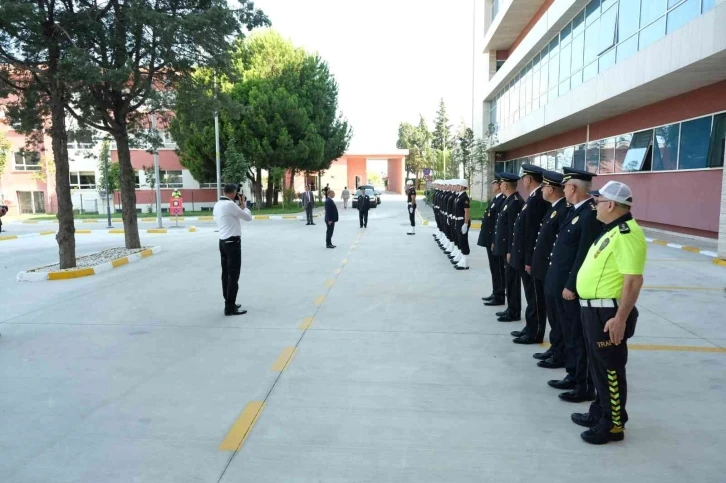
[469, 200, 488, 220]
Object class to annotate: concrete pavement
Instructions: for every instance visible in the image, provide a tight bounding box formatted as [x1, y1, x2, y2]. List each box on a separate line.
[1, 195, 725, 482]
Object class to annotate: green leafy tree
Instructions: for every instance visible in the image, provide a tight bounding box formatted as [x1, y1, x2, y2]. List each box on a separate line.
[0, 131, 10, 177]
[97, 140, 120, 194]
[432, 99, 453, 152]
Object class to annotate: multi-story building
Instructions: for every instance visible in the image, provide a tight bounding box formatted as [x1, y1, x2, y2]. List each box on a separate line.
[472, 0, 726, 255]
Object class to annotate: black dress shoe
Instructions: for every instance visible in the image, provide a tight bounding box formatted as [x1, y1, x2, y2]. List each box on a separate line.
[511, 328, 527, 337]
[513, 335, 543, 344]
[571, 412, 599, 428]
[548, 378, 577, 390]
[496, 310, 509, 316]
[537, 357, 566, 369]
[326, 245, 335, 249]
[533, 348, 554, 360]
[310, 222, 316, 225]
[224, 308, 248, 316]
[484, 299, 506, 307]
[559, 389, 596, 403]
[482, 295, 494, 302]
[497, 313, 521, 322]
[455, 266, 469, 270]
[581, 426, 624, 445]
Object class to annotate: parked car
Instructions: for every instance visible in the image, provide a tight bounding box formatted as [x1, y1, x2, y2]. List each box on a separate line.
[356, 185, 381, 205]
[352, 188, 378, 209]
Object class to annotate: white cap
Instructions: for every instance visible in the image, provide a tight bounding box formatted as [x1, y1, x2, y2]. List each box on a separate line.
[459, 179, 469, 189]
[589, 181, 633, 206]
[406, 180, 414, 186]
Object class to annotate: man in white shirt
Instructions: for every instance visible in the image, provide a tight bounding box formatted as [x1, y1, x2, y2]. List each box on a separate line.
[213, 184, 253, 316]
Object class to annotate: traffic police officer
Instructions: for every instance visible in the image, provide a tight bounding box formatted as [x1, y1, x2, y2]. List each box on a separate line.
[171, 188, 182, 199]
[406, 180, 417, 235]
[491, 173, 523, 321]
[572, 180, 645, 445]
[509, 164, 550, 344]
[545, 167, 603, 403]
[479, 174, 505, 304]
[453, 179, 471, 270]
[531, 171, 569, 367]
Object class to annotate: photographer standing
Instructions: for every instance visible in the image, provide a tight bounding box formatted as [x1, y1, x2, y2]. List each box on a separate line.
[213, 184, 253, 316]
[0, 204, 7, 233]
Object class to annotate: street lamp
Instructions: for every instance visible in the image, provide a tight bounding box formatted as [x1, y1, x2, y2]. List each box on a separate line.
[151, 113, 163, 228]
[103, 148, 113, 228]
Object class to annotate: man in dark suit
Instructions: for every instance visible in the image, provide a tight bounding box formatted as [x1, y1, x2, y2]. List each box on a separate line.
[491, 172, 524, 321]
[479, 174, 505, 304]
[324, 189, 339, 248]
[529, 171, 569, 357]
[303, 185, 316, 225]
[357, 188, 370, 228]
[544, 167, 603, 403]
[510, 164, 550, 344]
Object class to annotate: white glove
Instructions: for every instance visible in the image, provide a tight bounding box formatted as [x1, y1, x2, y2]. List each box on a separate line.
[408, 207, 413, 214]
[461, 224, 468, 235]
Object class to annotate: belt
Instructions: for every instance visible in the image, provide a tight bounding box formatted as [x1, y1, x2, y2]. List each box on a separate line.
[222, 236, 241, 242]
[456, 217, 464, 220]
[579, 298, 620, 308]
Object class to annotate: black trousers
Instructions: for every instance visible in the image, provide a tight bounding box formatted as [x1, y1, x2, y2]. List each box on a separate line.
[359, 210, 368, 227]
[582, 306, 637, 430]
[456, 222, 470, 255]
[556, 296, 592, 390]
[544, 290, 565, 360]
[522, 273, 547, 338]
[505, 264, 522, 317]
[219, 237, 241, 310]
[409, 205, 416, 227]
[487, 249, 506, 299]
[305, 204, 314, 224]
[326, 221, 335, 245]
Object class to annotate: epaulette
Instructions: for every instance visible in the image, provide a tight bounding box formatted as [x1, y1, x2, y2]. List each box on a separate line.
[619, 223, 631, 234]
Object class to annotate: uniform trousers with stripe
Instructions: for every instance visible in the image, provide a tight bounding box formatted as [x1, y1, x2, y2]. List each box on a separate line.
[522, 272, 547, 338]
[487, 248, 506, 300]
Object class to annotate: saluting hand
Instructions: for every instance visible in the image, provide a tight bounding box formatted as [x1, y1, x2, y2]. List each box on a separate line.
[604, 316, 626, 345]
[562, 288, 576, 301]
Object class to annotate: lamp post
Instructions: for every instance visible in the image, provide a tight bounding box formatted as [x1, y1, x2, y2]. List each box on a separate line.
[103, 149, 112, 228]
[214, 75, 222, 200]
[151, 113, 163, 228]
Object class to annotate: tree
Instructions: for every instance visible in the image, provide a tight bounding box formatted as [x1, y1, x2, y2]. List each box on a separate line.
[432, 99, 453, 152]
[64, 0, 269, 249]
[472, 123, 498, 201]
[397, 116, 433, 188]
[0, 0, 82, 268]
[143, 166, 156, 190]
[97, 140, 120, 194]
[0, 131, 11, 177]
[455, 121, 475, 183]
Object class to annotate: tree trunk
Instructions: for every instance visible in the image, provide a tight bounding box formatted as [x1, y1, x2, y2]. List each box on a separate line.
[254, 168, 263, 204]
[265, 175, 274, 208]
[289, 168, 296, 191]
[114, 127, 141, 249]
[50, 94, 76, 269]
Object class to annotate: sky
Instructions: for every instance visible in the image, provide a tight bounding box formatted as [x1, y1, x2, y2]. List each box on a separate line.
[251, 0, 476, 153]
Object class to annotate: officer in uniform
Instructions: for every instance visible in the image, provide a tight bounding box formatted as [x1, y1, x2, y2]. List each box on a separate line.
[171, 188, 182, 199]
[571, 181, 645, 445]
[491, 173, 524, 321]
[530, 171, 569, 367]
[432, 181, 442, 243]
[449, 181, 463, 265]
[453, 179, 471, 270]
[438, 181, 451, 252]
[357, 188, 371, 228]
[479, 174, 505, 304]
[545, 167, 603, 403]
[406, 180, 417, 235]
[509, 164, 550, 344]
[444, 181, 458, 258]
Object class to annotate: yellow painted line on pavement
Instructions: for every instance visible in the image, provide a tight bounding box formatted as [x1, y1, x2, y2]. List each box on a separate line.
[111, 257, 129, 268]
[140, 217, 157, 222]
[40, 230, 55, 236]
[109, 229, 125, 234]
[48, 268, 95, 280]
[282, 215, 298, 219]
[334, 268, 342, 275]
[714, 258, 726, 268]
[198, 216, 214, 221]
[299, 316, 315, 330]
[82, 219, 98, 223]
[188, 226, 197, 232]
[681, 245, 701, 253]
[271, 347, 297, 372]
[642, 285, 723, 291]
[76, 230, 92, 234]
[652, 239, 668, 246]
[539, 342, 725, 353]
[218, 401, 265, 451]
[147, 228, 167, 234]
[254, 215, 270, 220]
[21, 220, 38, 224]
[314, 295, 326, 305]
[324, 279, 335, 288]
[140, 249, 154, 258]
[0, 235, 18, 241]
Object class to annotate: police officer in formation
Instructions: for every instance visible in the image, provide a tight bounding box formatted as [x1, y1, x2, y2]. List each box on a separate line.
[478, 175, 506, 304]
[431, 179, 470, 270]
[406, 180, 417, 235]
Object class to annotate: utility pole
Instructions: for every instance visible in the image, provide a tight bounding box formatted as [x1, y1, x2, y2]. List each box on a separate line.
[214, 75, 222, 200]
[151, 113, 163, 229]
[103, 144, 112, 228]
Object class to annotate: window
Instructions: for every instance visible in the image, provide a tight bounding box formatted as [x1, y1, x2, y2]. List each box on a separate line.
[573, 10, 586, 36]
[678, 116, 712, 169]
[560, 42, 572, 81]
[70, 171, 97, 190]
[599, 137, 616, 174]
[561, 146, 575, 169]
[667, 0, 700, 34]
[708, 113, 726, 167]
[573, 144, 587, 170]
[599, 47, 616, 73]
[653, 123, 680, 171]
[598, 5, 618, 55]
[17, 191, 46, 214]
[496, 60, 506, 71]
[14, 151, 41, 171]
[703, 0, 716, 13]
[571, 33, 585, 72]
[586, 0, 602, 25]
[641, 0, 667, 27]
[616, 35, 639, 63]
[160, 170, 183, 188]
[667, 0, 684, 8]
[614, 134, 632, 172]
[622, 130, 653, 171]
[619, 0, 641, 40]
[546, 151, 557, 171]
[549, 53, 560, 91]
[639, 16, 666, 49]
[571, 69, 583, 89]
[586, 141, 600, 173]
[561, 23, 572, 44]
[584, 18, 600, 64]
[68, 130, 94, 149]
[583, 61, 599, 82]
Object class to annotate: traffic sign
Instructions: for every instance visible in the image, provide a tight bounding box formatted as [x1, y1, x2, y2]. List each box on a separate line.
[170, 198, 183, 216]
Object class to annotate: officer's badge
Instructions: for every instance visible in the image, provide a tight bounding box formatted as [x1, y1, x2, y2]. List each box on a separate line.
[619, 223, 631, 234]
[551, 211, 557, 219]
[522, 205, 528, 210]
[571, 216, 579, 225]
[599, 238, 610, 251]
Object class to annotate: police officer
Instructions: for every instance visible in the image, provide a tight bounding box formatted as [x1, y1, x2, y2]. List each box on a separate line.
[357, 188, 371, 228]
[406, 180, 417, 235]
[434, 181, 445, 246]
[509, 164, 550, 343]
[530, 171, 569, 366]
[443, 180, 457, 256]
[171, 188, 182, 199]
[571, 181, 645, 445]
[453, 179, 472, 270]
[545, 167, 603, 403]
[479, 174, 506, 304]
[491, 173, 524, 321]
[438, 181, 451, 252]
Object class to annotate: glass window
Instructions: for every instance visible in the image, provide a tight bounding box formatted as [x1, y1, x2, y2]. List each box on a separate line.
[616, 35, 639, 63]
[561, 23, 573, 45]
[560, 146, 575, 169]
[13, 151, 41, 171]
[678, 116, 712, 169]
[667, 0, 684, 7]
[586, 0, 602, 25]
[549, 53, 560, 88]
[667, 0, 700, 34]
[586, 141, 600, 173]
[598, 5, 618, 55]
[602, 0, 617, 9]
[599, 137, 616, 174]
[571, 33, 585, 72]
[599, 47, 616, 73]
[540, 62, 549, 93]
[560, 79, 571, 96]
[548, 87, 558, 103]
[572, 10, 586, 36]
[546, 151, 557, 171]
[540, 44, 549, 63]
[571, 69, 583, 89]
[622, 130, 653, 171]
[641, 0, 667, 27]
[614, 134, 632, 172]
[560, 42, 572, 80]
[619, 0, 641, 40]
[584, 18, 600, 64]
[703, 0, 716, 13]
[653, 123, 680, 171]
[549, 35, 560, 55]
[161, 170, 184, 188]
[534, 154, 546, 169]
[583, 61, 599, 82]
[573, 144, 587, 169]
[708, 113, 726, 167]
[639, 16, 666, 50]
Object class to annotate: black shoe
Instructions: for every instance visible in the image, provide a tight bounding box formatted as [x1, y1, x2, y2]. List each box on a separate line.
[306, 223, 311, 225]
[407, 232, 415, 235]
[326, 244, 335, 249]
[497, 313, 521, 322]
[548, 378, 577, 390]
[455, 266, 469, 271]
[224, 308, 248, 316]
[485, 299, 506, 307]
[571, 412, 599, 428]
[533, 348, 554, 360]
[511, 328, 527, 337]
[364, 225, 367, 228]
[559, 389, 596, 403]
[513, 335, 543, 345]
[581, 425, 625, 445]
[482, 295, 494, 302]
[537, 356, 565, 369]
[360, 225, 363, 228]
[311, 222, 316, 225]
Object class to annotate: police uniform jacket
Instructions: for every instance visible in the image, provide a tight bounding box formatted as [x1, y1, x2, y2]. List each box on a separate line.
[447, 193, 457, 227]
[493, 192, 523, 258]
[407, 186, 417, 206]
[477, 193, 504, 248]
[357, 194, 370, 212]
[454, 191, 471, 227]
[544, 199, 603, 294]
[531, 198, 569, 282]
[510, 187, 549, 271]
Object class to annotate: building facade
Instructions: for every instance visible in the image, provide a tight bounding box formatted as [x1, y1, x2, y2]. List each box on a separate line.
[473, 0, 726, 255]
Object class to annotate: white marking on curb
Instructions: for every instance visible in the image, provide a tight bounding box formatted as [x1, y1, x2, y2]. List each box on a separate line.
[701, 251, 717, 258]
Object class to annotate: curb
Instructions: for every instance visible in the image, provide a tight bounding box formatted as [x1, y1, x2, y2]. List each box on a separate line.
[646, 238, 719, 260]
[16, 246, 163, 282]
[10, 213, 321, 225]
[0, 231, 55, 242]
